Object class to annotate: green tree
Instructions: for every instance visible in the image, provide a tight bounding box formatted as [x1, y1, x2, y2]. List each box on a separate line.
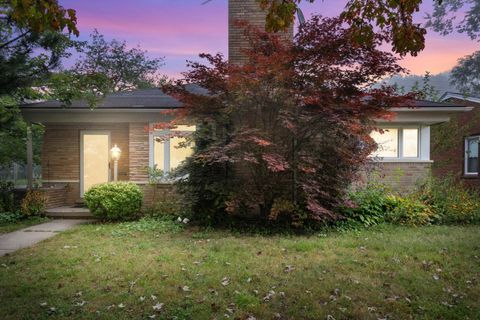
[0, 0, 77, 167]
[74, 30, 164, 92]
[48, 30, 165, 107]
[450, 51, 480, 95]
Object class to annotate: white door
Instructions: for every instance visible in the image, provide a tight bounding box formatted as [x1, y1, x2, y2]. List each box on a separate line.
[80, 131, 110, 197]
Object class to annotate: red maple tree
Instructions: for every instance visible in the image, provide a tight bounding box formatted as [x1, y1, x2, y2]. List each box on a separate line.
[164, 16, 411, 227]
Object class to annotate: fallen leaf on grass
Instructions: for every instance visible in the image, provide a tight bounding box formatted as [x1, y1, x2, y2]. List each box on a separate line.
[221, 277, 230, 286]
[284, 265, 295, 273]
[153, 303, 164, 311]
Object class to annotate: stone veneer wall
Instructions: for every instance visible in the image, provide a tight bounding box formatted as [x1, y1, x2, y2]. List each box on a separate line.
[229, 0, 293, 65]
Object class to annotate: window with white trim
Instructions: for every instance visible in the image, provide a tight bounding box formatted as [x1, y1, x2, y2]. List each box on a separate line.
[150, 125, 196, 173]
[370, 127, 420, 159]
[465, 135, 479, 175]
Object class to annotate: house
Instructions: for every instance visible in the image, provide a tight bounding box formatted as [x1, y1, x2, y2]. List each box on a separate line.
[431, 92, 480, 188]
[18, 0, 471, 210]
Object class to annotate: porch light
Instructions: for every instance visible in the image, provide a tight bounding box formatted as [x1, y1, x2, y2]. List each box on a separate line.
[111, 144, 121, 181]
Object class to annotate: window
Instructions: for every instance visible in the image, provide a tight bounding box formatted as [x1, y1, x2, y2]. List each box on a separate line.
[403, 129, 419, 158]
[151, 125, 196, 173]
[370, 129, 398, 157]
[465, 136, 479, 175]
[370, 127, 419, 159]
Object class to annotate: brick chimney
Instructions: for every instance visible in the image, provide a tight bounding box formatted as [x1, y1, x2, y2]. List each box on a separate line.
[228, 0, 293, 65]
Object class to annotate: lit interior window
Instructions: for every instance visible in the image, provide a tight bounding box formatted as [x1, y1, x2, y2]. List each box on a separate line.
[403, 129, 419, 157]
[153, 140, 165, 171]
[152, 125, 196, 173]
[370, 129, 398, 158]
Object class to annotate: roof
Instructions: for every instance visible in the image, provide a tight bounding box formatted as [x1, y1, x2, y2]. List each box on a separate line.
[18, 85, 208, 110]
[19, 87, 465, 111]
[440, 92, 480, 105]
[408, 99, 464, 108]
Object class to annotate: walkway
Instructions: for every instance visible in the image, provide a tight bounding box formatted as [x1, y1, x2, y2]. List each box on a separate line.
[0, 219, 89, 257]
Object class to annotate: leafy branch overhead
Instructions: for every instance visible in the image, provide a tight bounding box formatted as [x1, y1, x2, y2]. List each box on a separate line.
[257, 0, 480, 57]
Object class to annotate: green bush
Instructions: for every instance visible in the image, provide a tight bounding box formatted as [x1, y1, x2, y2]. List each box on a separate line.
[20, 190, 45, 216]
[386, 197, 436, 226]
[417, 176, 480, 224]
[84, 182, 143, 221]
[341, 182, 397, 227]
[0, 211, 22, 224]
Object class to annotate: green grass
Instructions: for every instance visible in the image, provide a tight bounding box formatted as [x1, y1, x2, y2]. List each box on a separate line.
[0, 216, 50, 234]
[0, 223, 479, 319]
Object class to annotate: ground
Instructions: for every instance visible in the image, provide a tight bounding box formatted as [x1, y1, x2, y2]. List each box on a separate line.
[0, 216, 50, 234]
[0, 222, 479, 319]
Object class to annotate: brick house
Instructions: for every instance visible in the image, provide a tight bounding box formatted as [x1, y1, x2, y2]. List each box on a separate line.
[19, 0, 471, 209]
[431, 92, 480, 188]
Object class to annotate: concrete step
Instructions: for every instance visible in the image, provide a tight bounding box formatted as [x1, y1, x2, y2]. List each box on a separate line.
[45, 207, 94, 219]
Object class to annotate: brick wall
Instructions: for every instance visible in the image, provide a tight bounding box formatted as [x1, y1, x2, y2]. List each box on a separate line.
[229, 0, 293, 65]
[359, 162, 432, 194]
[40, 186, 67, 209]
[140, 183, 178, 208]
[129, 123, 150, 182]
[431, 98, 480, 189]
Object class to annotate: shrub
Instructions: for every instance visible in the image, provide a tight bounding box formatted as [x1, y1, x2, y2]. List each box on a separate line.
[146, 196, 190, 221]
[84, 182, 143, 221]
[387, 197, 435, 226]
[20, 190, 45, 216]
[341, 182, 397, 227]
[0, 181, 15, 213]
[0, 211, 22, 224]
[417, 176, 480, 224]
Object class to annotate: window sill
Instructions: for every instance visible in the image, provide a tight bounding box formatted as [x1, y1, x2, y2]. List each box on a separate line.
[462, 174, 479, 179]
[369, 159, 433, 163]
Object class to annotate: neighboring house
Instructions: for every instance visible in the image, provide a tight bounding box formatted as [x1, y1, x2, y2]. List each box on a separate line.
[18, 0, 471, 209]
[431, 92, 480, 188]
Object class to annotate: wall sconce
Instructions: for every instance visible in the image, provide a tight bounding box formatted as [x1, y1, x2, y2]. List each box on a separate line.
[110, 144, 121, 181]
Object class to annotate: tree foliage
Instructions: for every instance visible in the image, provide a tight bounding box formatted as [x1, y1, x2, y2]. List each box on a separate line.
[425, 0, 480, 41]
[0, 0, 77, 166]
[73, 30, 164, 92]
[257, 0, 443, 56]
[450, 50, 480, 95]
[48, 30, 165, 107]
[0, 0, 78, 95]
[165, 16, 410, 226]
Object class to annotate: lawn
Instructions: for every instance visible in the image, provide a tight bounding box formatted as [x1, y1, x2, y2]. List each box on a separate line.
[0, 222, 479, 319]
[0, 216, 50, 234]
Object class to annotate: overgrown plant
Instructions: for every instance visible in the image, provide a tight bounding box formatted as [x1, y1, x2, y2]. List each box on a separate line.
[20, 190, 45, 216]
[165, 16, 410, 227]
[417, 176, 480, 224]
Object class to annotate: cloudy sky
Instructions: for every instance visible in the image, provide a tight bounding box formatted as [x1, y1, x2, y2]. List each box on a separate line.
[60, 0, 478, 78]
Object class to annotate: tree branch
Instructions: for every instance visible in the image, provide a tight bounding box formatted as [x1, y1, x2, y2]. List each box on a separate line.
[0, 30, 30, 50]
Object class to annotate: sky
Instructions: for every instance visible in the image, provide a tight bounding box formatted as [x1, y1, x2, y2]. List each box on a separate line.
[60, 0, 478, 79]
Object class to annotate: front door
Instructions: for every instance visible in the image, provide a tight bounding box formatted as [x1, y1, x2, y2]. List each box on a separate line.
[80, 131, 110, 197]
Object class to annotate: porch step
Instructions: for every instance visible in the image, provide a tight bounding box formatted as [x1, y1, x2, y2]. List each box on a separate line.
[45, 207, 94, 219]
